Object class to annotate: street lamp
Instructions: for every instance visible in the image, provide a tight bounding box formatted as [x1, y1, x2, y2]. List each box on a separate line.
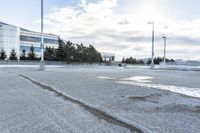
[39, 0, 45, 70]
[162, 36, 167, 64]
[148, 21, 155, 69]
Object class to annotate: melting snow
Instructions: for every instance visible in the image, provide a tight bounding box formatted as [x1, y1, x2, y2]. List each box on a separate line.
[118, 81, 200, 98]
[122, 76, 153, 83]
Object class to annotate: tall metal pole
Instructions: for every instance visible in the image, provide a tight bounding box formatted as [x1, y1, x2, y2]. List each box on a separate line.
[39, 0, 45, 70]
[162, 36, 167, 64]
[41, 0, 44, 61]
[148, 21, 155, 69]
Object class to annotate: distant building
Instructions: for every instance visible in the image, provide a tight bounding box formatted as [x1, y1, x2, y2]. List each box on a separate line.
[101, 52, 115, 62]
[0, 21, 59, 60]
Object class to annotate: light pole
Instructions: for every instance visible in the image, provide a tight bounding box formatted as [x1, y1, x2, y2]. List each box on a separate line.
[162, 36, 167, 64]
[148, 21, 155, 69]
[39, 0, 45, 70]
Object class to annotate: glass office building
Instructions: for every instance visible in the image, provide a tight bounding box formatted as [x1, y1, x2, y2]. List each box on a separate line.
[0, 22, 20, 59]
[0, 22, 59, 60]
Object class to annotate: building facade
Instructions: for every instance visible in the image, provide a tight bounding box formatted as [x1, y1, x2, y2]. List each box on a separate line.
[0, 22, 59, 60]
[101, 52, 115, 62]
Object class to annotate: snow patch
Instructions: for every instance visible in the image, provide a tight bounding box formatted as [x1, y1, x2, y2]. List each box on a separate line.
[122, 76, 153, 83]
[96, 76, 115, 80]
[118, 81, 200, 98]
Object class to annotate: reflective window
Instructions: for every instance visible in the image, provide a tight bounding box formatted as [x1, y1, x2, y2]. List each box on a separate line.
[44, 38, 58, 44]
[20, 46, 41, 53]
[20, 35, 58, 44]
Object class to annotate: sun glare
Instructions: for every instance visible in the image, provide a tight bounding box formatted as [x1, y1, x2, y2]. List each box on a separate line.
[132, 0, 163, 21]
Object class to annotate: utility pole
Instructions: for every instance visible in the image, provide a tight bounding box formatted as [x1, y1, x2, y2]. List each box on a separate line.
[148, 21, 155, 69]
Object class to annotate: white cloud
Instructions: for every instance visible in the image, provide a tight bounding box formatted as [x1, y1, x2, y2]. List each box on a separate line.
[44, 0, 200, 60]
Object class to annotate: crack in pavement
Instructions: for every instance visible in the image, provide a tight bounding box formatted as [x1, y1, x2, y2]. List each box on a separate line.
[18, 74, 143, 133]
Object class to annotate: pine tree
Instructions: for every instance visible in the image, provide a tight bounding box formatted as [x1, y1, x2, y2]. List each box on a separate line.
[86, 45, 101, 63]
[44, 47, 56, 61]
[55, 38, 102, 63]
[122, 57, 125, 63]
[0, 49, 7, 60]
[28, 45, 37, 60]
[20, 49, 26, 60]
[56, 38, 65, 61]
[10, 48, 17, 60]
[64, 41, 75, 62]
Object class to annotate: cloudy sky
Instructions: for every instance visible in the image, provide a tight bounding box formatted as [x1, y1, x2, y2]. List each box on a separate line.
[0, 0, 200, 60]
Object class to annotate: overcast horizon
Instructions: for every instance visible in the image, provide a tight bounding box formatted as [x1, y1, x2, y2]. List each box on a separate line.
[1, 0, 200, 61]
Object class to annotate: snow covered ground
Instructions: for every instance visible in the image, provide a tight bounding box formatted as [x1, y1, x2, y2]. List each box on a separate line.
[0, 65, 200, 133]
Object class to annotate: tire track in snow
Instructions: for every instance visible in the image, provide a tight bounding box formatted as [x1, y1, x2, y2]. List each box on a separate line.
[18, 74, 143, 133]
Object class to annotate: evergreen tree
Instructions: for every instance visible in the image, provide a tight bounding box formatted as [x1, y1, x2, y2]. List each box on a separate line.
[122, 57, 174, 65]
[10, 48, 17, 60]
[86, 45, 101, 63]
[81, 43, 88, 62]
[123, 57, 143, 64]
[28, 45, 37, 60]
[55, 38, 102, 63]
[63, 41, 75, 62]
[56, 38, 65, 61]
[0, 49, 7, 60]
[74, 43, 85, 62]
[154, 57, 163, 64]
[44, 47, 56, 61]
[122, 58, 125, 63]
[138, 59, 144, 64]
[20, 49, 26, 60]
